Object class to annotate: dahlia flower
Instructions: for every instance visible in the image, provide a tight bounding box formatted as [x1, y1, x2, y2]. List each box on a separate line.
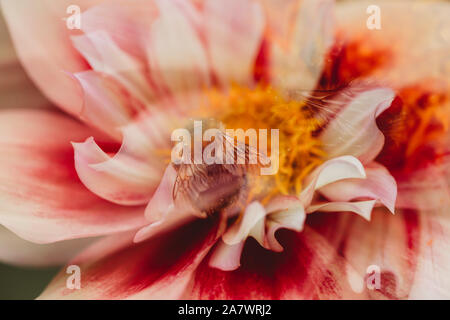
[0, 0, 449, 299]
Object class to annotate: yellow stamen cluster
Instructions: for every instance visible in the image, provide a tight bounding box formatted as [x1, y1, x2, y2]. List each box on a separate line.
[207, 84, 325, 197]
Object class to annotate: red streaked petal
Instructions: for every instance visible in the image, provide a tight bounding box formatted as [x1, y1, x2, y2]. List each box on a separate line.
[191, 226, 364, 299]
[309, 208, 420, 299]
[409, 208, 450, 299]
[39, 217, 224, 299]
[396, 158, 450, 211]
[0, 109, 147, 244]
[204, 0, 265, 86]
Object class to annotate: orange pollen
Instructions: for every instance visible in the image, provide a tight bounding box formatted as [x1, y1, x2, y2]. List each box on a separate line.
[205, 84, 325, 197]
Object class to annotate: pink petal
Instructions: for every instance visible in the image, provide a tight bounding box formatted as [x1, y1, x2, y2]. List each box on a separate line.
[72, 71, 135, 140]
[223, 197, 306, 250]
[118, 111, 175, 160]
[209, 240, 245, 272]
[73, 137, 161, 206]
[222, 202, 266, 246]
[38, 217, 223, 299]
[320, 87, 396, 164]
[268, 0, 334, 92]
[396, 160, 450, 211]
[134, 165, 199, 243]
[0, 109, 147, 244]
[204, 0, 265, 85]
[72, 109, 176, 206]
[300, 155, 366, 207]
[0, 0, 103, 115]
[80, 0, 159, 62]
[265, 206, 306, 252]
[310, 208, 422, 299]
[319, 162, 397, 214]
[147, 0, 210, 106]
[264, 195, 306, 252]
[409, 208, 450, 299]
[71, 31, 154, 105]
[307, 200, 377, 221]
[265, 194, 304, 213]
[0, 225, 97, 267]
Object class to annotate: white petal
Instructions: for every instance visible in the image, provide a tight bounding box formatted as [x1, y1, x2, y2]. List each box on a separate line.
[320, 87, 395, 163]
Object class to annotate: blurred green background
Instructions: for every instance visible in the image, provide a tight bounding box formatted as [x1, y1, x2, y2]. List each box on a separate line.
[0, 264, 59, 300]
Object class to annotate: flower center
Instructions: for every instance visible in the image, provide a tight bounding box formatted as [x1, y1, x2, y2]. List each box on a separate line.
[204, 84, 325, 198]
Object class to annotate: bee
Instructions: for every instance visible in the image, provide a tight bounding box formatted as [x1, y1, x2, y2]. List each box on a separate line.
[172, 121, 267, 218]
